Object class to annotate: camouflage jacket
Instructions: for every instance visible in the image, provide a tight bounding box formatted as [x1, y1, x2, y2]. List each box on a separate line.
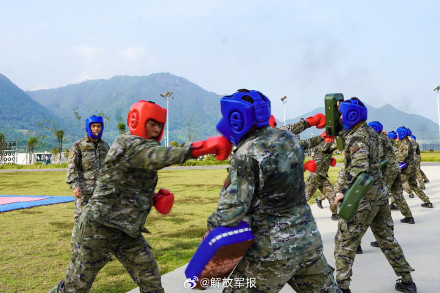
[397, 137, 416, 171]
[66, 136, 109, 194]
[279, 118, 324, 151]
[334, 122, 383, 196]
[207, 126, 322, 261]
[408, 136, 421, 162]
[86, 133, 193, 238]
[378, 132, 399, 178]
[392, 139, 400, 159]
[311, 141, 338, 177]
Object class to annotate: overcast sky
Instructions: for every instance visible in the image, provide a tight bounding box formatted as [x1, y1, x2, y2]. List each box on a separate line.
[1, 0, 440, 124]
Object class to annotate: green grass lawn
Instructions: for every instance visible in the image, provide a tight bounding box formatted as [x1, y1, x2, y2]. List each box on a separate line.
[0, 169, 231, 292]
[0, 168, 339, 292]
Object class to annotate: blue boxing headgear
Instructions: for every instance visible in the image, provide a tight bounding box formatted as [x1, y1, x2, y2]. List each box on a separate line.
[368, 121, 383, 134]
[216, 89, 271, 145]
[85, 115, 104, 139]
[339, 97, 368, 130]
[396, 126, 409, 141]
[406, 128, 412, 136]
[388, 131, 397, 140]
[411, 135, 416, 140]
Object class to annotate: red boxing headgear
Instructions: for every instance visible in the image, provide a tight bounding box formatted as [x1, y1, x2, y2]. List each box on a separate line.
[127, 100, 167, 141]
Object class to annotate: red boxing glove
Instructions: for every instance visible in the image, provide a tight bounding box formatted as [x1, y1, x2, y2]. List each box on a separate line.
[269, 115, 277, 128]
[320, 130, 335, 143]
[304, 160, 317, 172]
[153, 189, 174, 215]
[191, 136, 233, 161]
[305, 113, 326, 129]
[330, 157, 337, 167]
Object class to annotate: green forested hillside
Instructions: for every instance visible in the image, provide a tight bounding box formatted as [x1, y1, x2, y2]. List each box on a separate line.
[2, 72, 439, 152]
[28, 73, 224, 144]
[0, 74, 68, 148]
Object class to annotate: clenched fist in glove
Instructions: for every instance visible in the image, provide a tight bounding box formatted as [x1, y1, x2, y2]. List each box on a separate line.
[330, 158, 337, 167]
[269, 115, 277, 128]
[153, 189, 174, 215]
[305, 113, 326, 129]
[304, 160, 317, 172]
[191, 136, 233, 161]
[320, 130, 335, 143]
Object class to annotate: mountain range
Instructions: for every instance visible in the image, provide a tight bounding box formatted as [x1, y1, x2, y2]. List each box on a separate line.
[0, 72, 438, 151]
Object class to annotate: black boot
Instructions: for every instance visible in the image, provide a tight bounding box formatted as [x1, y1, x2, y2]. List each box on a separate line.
[408, 194, 415, 198]
[423, 178, 429, 183]
[395, 278, 417, 292]
[400, 217, 415, 224]
[370, 241, 379, 247]
[340, 289, 351, 293]
[390, 203, 399, 210]
[356, 245, 363, 254]
[331, 213, 339, 221]
[421, 202, 433, 208]
[315, 198, 323, 209]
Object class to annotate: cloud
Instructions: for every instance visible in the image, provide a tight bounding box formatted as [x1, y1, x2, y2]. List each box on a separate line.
[67, 45, 158, 85]
[119, 47, 149, 63]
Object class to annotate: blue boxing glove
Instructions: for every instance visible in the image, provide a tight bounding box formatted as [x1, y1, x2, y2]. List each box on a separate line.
[399, 162, 407, 169]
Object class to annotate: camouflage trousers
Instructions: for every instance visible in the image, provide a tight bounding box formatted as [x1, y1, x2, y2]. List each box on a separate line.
[49, 217, 163, 293]
[385, 172, 412, 218]
[223, 245, 340, 293]
[401, 168, 430, 203]
[415, 159, 428, 188]
[71, 193, 93, 250]
[334, 193, 414, 290]
[305, 173, 337, 214]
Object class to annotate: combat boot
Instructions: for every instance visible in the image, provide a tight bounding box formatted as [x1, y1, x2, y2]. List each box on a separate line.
[331, 214, 339, 221]
[400, 217, 415, 224]
[421, 202, 433, 208]
[390, 203, 399, 210]
[340, 289, 351, 293]
[370, 241, 379, 247]
[315, 198, 323, 209]
[423, 178, 429, 183]
[395, 278, 417, 292]
[408, 194, 415, 198]
[356, 245, 363, 254]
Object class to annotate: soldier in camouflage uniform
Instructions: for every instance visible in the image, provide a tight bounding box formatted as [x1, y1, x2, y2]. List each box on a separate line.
[387, 131, 415, 202]
[396, 127, 433, 208]
[49, 100, 232, 293]
[210, 90, 340, 293]
[66, 115, 109, 249]
[368, 123, 414, 224]
[304, 140, 339, 220]
[408, 133, 429, 188]
[333, 98, 416, 293]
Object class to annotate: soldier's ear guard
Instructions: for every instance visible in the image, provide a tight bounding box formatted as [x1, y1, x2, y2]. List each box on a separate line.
[216, 90, 271, 145]
[396, 127, 409, 141]
[85, 115, 104, 139]
[127, 100, 166, 141]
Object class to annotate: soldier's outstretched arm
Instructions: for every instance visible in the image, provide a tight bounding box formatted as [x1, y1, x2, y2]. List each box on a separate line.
[300, 136, 324, 151]
[128, 136, 232, 171]
[279, 113, 326, 135]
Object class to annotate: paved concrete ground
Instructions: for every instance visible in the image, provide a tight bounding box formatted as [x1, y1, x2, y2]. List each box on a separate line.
[128, 165, 440, 292]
